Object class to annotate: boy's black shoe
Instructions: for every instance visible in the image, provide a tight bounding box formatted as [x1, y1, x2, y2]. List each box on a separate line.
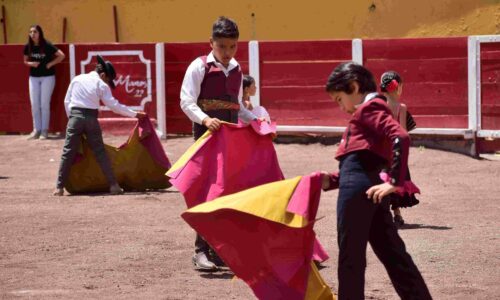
[394, 214, 405, 227]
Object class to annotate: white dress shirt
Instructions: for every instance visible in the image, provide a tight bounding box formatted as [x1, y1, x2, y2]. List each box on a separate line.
[180, 52, 256, 125]
[363, 92, 379, 103]
[64, 71, 137, 118]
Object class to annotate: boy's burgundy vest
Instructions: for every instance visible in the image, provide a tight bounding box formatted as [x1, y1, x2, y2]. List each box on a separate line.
[193, 56, 242, 139]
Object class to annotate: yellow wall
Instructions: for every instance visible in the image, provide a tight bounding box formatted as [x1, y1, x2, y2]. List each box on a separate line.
[3, 0, 499, 44]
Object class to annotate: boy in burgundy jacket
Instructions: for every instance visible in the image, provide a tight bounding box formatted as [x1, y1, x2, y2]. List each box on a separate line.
[321, 62, 432, 299]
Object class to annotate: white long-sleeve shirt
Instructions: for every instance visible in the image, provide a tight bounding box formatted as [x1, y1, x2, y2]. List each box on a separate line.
[180, 52, 256, 124]
[64, 71, 137, 118]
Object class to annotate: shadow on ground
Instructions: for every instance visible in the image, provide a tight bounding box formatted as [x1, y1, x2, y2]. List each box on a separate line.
[400, 224, 453, 230]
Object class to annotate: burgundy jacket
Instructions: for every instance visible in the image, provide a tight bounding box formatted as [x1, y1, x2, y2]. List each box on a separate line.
[327, 96, 410, 189]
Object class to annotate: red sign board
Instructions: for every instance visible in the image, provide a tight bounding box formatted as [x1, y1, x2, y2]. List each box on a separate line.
[74, 44, 157, 118]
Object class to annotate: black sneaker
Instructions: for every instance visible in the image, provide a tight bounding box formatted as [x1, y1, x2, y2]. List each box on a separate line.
[394, 214, 405, 227]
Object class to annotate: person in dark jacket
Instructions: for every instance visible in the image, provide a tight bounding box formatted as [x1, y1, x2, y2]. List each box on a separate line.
[321, 62, 432, 300]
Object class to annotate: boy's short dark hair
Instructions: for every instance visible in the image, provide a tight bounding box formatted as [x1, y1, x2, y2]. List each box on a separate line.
[243, 75, 255, 89]
[95, 64, 105, 74]
[325, 62, 377, 95]
[212, 16, 239, 39]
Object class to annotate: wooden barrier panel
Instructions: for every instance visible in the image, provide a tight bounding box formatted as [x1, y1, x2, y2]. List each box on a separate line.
[0, 44, 69, 133]
[259, 40, 353, 126]
[480, 42, 500, 131]
[73, 43, 157, 120]
[164, 42, 249, 134]
[363, 37, 469, 129]
[0, 37, 495, 147]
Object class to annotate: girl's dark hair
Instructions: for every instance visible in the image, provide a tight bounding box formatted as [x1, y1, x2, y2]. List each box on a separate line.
[380, 71, 402, 92]
[243, 75, 255, 89]
[27, 24, 46, 55]
[212, 16, 239, 39]
[325, 62, 377, 94]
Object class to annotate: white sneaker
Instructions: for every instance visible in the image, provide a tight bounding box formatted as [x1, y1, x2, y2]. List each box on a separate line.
[27, 131, 40, 140]
[39, 130, 48, 140]
[192, 252, 217, 270]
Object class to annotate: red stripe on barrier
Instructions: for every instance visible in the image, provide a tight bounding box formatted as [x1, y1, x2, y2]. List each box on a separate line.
[260, 62, 343, 87]
[480, 42, 500, 130]
[261, 86, 349, 126]
[363, 37, 468, 59]
[260, 40, 352, 61]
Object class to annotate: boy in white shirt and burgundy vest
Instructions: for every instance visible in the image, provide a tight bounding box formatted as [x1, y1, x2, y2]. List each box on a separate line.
[180, 16, 258, 270]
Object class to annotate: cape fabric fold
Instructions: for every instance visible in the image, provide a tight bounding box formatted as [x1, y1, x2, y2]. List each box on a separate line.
[167, 121, 284, 209]
[65, 117, 171, 193]
[182, 173, 335, 300]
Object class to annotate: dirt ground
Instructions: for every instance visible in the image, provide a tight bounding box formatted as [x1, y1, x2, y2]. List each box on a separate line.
[0, 133, 499, 300]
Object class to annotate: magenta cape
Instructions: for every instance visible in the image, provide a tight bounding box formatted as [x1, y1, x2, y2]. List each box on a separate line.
[182, 173, 334, 300]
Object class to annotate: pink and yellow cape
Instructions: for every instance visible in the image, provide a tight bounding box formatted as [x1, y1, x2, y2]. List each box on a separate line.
[182, 173, 335, 300]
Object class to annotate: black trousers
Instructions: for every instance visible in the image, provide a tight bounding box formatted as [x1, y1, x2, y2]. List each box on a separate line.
[56, 108, 117, 189]
[336, 152, 432, 300]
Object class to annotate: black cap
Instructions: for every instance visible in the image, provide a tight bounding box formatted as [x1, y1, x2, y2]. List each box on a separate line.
[96, 55, 116, 89]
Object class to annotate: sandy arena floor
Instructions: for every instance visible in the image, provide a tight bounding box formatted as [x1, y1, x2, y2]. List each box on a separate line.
[0, 134, 499, 299]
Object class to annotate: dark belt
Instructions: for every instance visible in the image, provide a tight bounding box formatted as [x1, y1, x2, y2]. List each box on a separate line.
[71, 107, 99, 117]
